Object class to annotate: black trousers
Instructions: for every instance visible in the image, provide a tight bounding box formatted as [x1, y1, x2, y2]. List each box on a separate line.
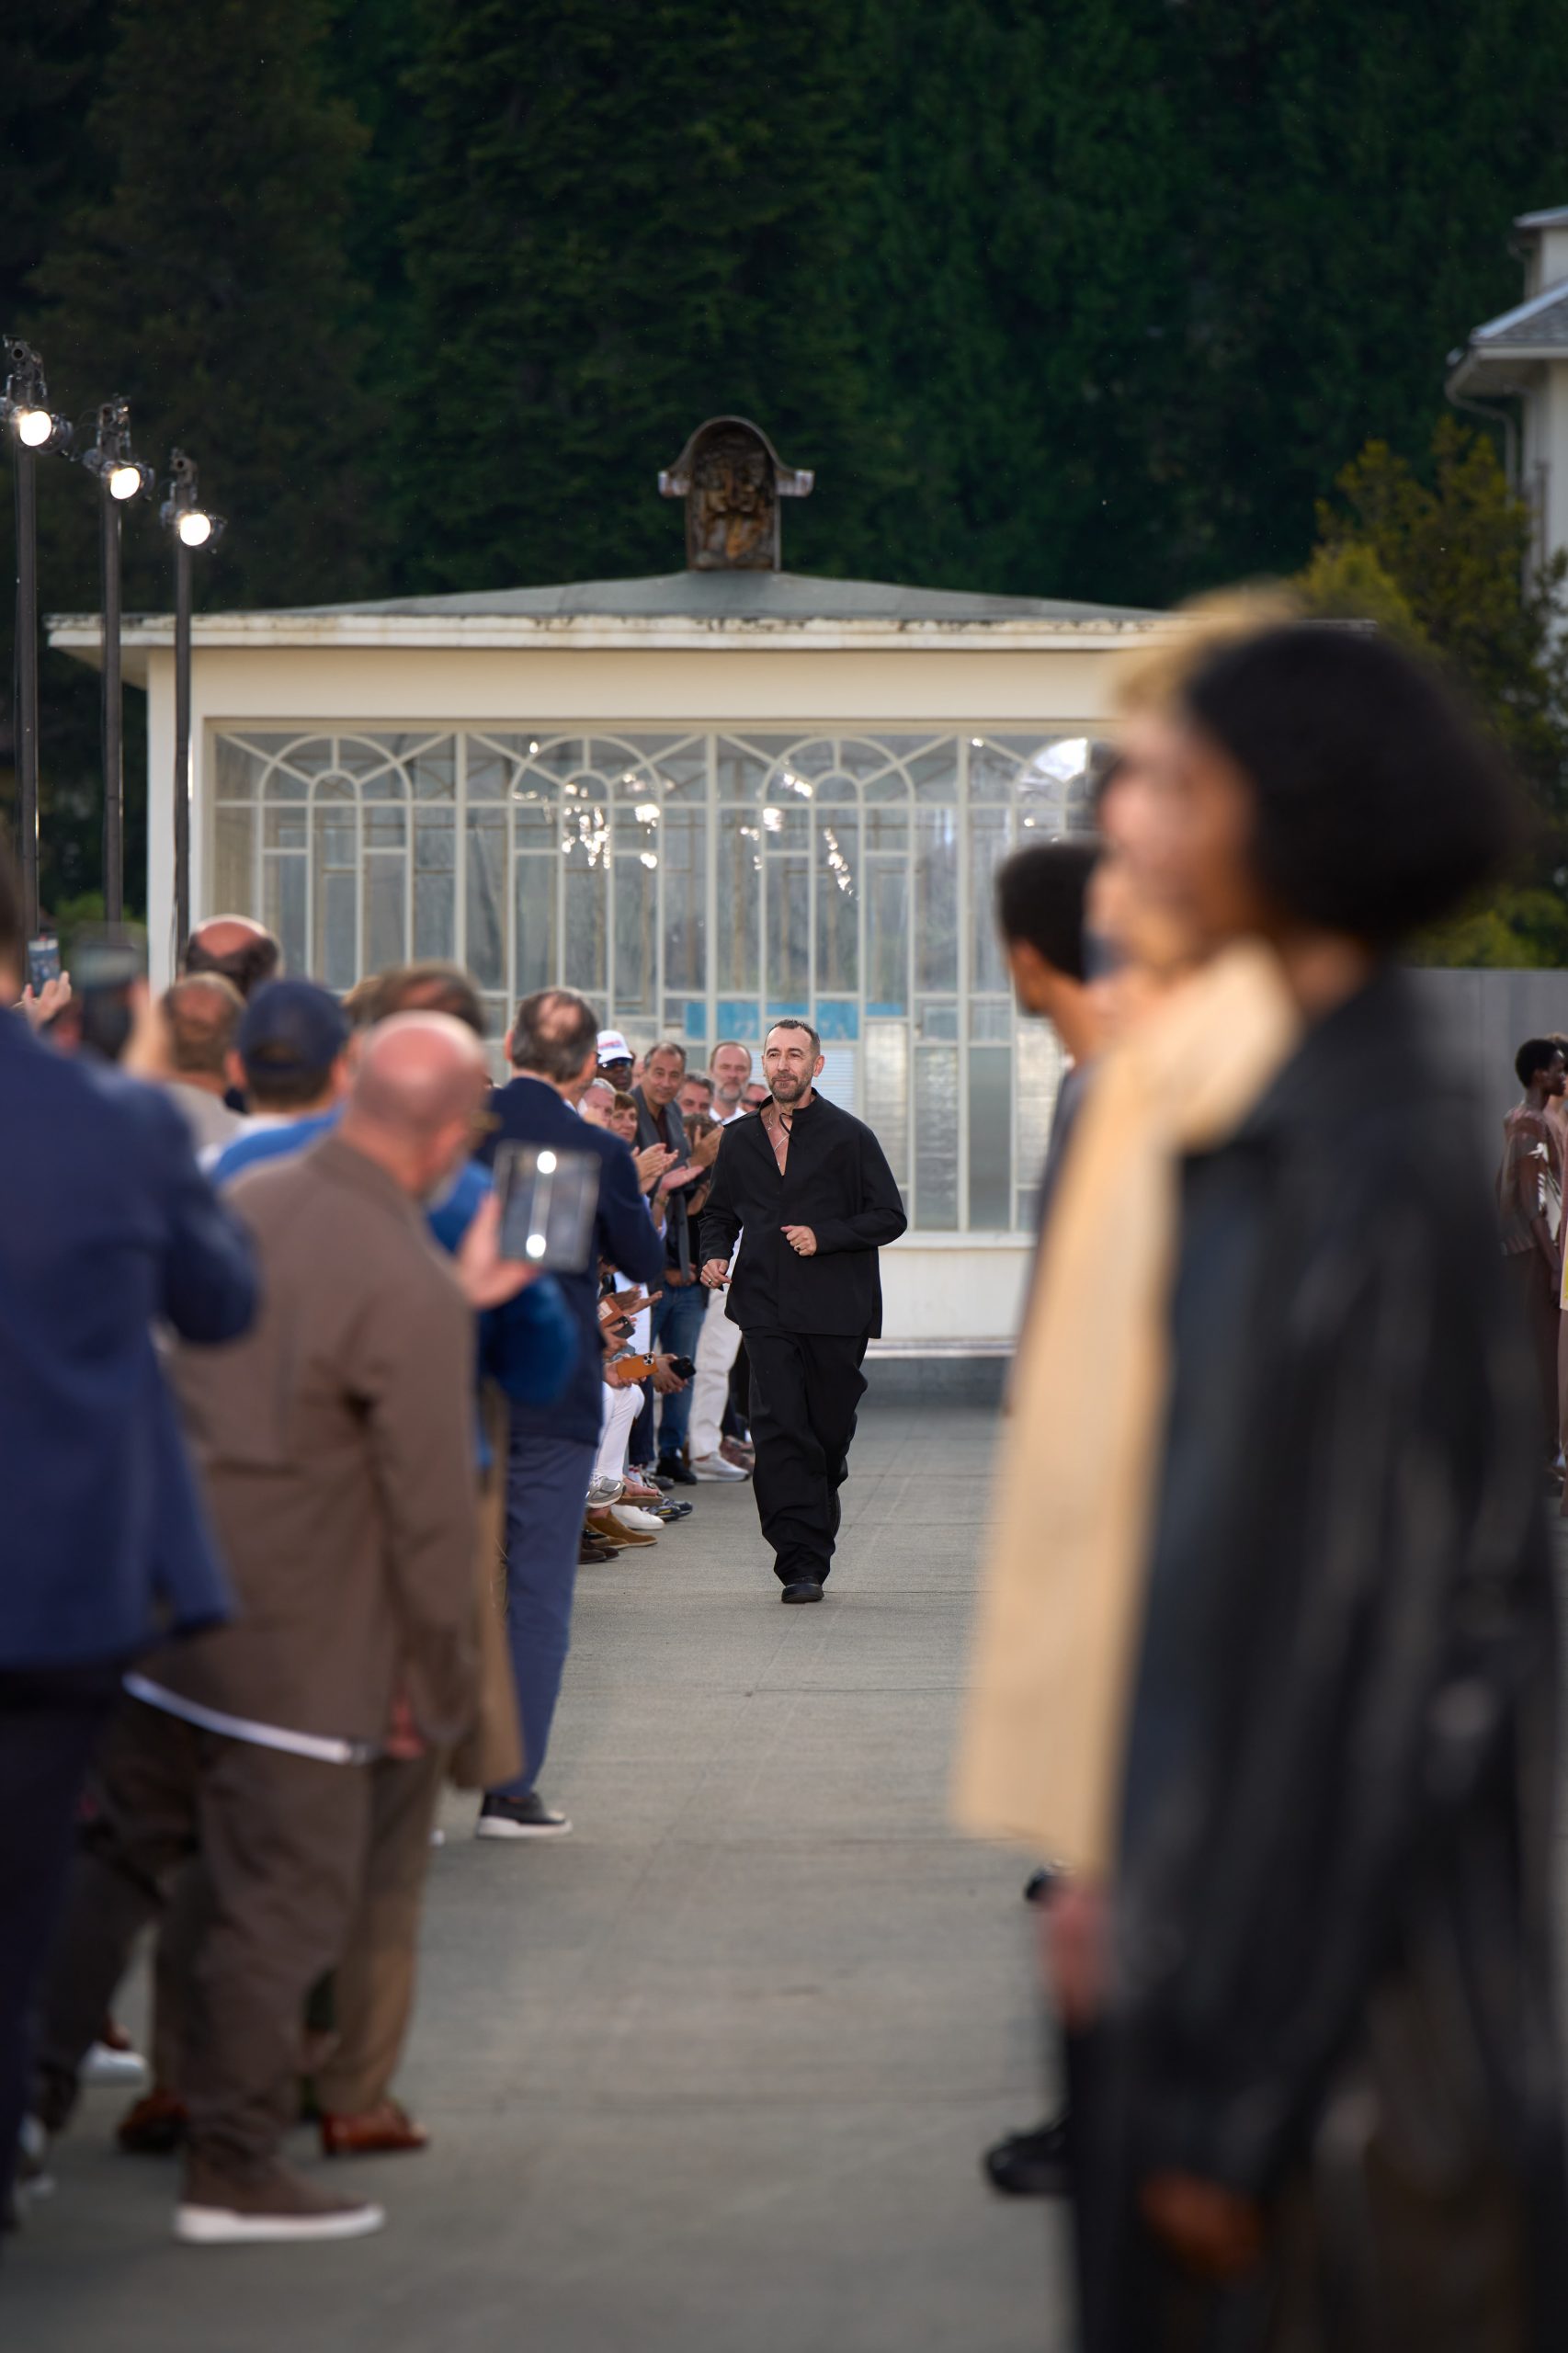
[0, 1662, 121, 2222]
[745, 1329, 869, 1585]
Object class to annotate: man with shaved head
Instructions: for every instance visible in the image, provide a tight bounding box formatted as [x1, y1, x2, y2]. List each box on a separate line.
[33, 1013, 495, 2247]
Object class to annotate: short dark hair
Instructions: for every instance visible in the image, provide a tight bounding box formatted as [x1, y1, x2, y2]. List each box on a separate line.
[1180, 625, 1520, 946]
[0, 837, 20, 985]
[370, 961, 486, 1039]
[766, 1017, 821, 1058]
[645, 1039, 687, 1070]
[510, 987, 599, 1083]
[681, 1071, 713, 1095]
[185, 919, 281, 999]
[994, 840, 1099, 981]
[163, 973, 244, 1077]
[1516, 1038, 1562, 1089]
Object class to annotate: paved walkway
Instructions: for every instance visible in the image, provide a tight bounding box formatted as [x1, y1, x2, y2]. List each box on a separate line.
[7, 1394, 1069, 2350]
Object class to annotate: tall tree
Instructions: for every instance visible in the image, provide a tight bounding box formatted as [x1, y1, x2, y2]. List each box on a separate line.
[391, 0, 902, 591]
[28, 0, 380, 619]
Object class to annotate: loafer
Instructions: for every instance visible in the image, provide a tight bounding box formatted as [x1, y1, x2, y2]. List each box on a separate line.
[117, 2086, 189, 2154]
[320, 2100, 428, 2158]
[780, 1579, 824, 1604]
[579, 1534, 617, 1563]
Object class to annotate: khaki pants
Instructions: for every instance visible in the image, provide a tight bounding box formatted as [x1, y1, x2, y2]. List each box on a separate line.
[314, 1747, 445, 2115]
[35, 1699, 370, 2178]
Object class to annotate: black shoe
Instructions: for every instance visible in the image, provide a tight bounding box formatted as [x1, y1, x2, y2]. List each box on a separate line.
[780, 1579, 824, 1604]
[654, 1501, 692, 1521]
[983, 2115, 1070, 2198]
[475, 1791, 573, 1840]
[646, 1470, 675, 1492]
[1023, 1864, 1063, 1906]
[657, 1457, 697, 1487]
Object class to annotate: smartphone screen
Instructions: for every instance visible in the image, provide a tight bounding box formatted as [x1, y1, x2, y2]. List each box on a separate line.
[27, 936, 61, 995]
[494, 1142, 602, 1272]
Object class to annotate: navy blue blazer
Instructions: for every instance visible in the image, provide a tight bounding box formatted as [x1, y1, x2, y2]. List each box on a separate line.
[0, 1016, 257, 1669]
[483, 1074, 666, 1446]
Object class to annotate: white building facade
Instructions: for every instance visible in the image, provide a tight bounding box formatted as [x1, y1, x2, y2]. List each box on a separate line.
[1449, 204, 1568, 572]
[54, 510, 1171, 1346]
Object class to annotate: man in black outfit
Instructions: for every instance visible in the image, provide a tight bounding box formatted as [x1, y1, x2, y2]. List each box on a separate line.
[698, 1018, 906, 1601]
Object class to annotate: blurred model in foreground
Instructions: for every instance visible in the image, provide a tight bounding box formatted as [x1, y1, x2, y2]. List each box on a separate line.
[961, 625, 1564, 2350]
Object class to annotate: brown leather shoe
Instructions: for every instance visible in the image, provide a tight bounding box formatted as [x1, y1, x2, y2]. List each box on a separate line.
[585, 1507, 655, 1550]
[116, 2085, 188, 2154]
[319, 2099, 429, 2158]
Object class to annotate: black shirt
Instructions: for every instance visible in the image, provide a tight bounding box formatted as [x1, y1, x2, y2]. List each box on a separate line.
[698, 1092, 907, 1337]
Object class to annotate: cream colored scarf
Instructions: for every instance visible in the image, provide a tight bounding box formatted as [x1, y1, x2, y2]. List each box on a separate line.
[953, 940, 1301, 1873]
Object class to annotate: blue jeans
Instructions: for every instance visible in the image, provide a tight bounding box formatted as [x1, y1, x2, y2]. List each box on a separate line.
[631, 1279, 708, 1463]
[491, 1427, 597, 1799]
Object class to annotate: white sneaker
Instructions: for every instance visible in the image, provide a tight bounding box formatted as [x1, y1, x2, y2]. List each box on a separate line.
[82, 2040, 150, 2088]
[176, 2171, 384, 2245]
[611, 1504, 665, 1532]
[690, 1452, 748, 1480]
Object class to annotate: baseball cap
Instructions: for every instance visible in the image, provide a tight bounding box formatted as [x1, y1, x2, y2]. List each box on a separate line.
[238, 978, 349, 1081]
[597, 1029, 633, 1064]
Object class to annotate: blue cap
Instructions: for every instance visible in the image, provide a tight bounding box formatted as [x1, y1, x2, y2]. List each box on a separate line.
[237, 978, 349, 1083]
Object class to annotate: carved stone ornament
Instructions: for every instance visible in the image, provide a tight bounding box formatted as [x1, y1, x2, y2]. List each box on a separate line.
[659, 417, 814, 571]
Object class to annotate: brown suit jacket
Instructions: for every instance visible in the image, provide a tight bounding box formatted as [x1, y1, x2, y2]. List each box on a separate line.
[149, 1136, 479, 1750]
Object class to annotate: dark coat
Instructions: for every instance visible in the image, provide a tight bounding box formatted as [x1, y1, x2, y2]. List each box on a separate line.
[698, 1092, 906, 1337]
[483, 1073, 665, 1446]
[0, 1016, 256, 1669]
[633, 1085, 691, 1278]
[1082, 972, 1566, 2350]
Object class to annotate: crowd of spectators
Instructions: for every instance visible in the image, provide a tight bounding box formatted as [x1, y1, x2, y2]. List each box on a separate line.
[0, 876, 768, 2249]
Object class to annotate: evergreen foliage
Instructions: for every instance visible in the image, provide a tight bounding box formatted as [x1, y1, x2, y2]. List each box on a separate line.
[390, 0, 897, 590]
[6, 0, 1568, 940]
[1301, 423, 1568, 965]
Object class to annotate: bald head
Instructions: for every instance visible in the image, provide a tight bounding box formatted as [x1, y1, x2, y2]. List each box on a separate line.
[340, 1013, 489, 1199]
[185, 915, 281, 1000]
[162, 972, 244, 1090]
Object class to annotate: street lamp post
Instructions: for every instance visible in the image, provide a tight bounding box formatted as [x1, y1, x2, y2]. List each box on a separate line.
[158, 450, 224, 962]
[80, 398, 153, 922]
[2, 340, 73, 935]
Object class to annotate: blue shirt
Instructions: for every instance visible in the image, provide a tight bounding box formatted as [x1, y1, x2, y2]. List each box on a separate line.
[210, 1116, 574, 1423]
[210, 1108, 339, 1187]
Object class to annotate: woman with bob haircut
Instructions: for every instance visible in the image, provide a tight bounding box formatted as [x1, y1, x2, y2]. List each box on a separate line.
[962, 623, 1564, 2351]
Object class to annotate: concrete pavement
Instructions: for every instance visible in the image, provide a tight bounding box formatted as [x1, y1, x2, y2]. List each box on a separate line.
[6, 1392, 1069, 2350]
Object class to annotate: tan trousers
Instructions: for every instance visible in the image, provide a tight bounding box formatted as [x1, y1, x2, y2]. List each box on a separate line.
[314, 1746, 445, 2114]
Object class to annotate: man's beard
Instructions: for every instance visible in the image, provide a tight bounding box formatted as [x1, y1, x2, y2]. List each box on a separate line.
[770, 1072, 809, 1105]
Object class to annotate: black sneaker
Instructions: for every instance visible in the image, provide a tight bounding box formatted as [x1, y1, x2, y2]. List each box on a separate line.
[657, 1456, 698, 1487]
[983, 2114, 1071, 2197]
[475, 1791, 573, 1840]
[645, 1470, 675, 1493]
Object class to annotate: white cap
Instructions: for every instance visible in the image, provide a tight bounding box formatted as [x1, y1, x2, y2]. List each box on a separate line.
[597, 1029, 633, 1063]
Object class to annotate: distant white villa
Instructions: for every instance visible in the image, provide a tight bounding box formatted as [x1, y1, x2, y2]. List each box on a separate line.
[1449, 205, 1568, 572]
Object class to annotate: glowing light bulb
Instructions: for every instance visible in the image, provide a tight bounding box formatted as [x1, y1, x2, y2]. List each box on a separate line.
[633, 801, 658, 825]
[641, 851, 659, 870]
[176, 509, 212, 547]
[108, 463, 142, 500]
[16, 409, 52, 448]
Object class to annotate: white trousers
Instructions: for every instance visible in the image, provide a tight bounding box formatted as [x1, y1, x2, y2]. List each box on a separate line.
[688, 1289, 744, 1461]
[595, 1381, 641, 1485]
